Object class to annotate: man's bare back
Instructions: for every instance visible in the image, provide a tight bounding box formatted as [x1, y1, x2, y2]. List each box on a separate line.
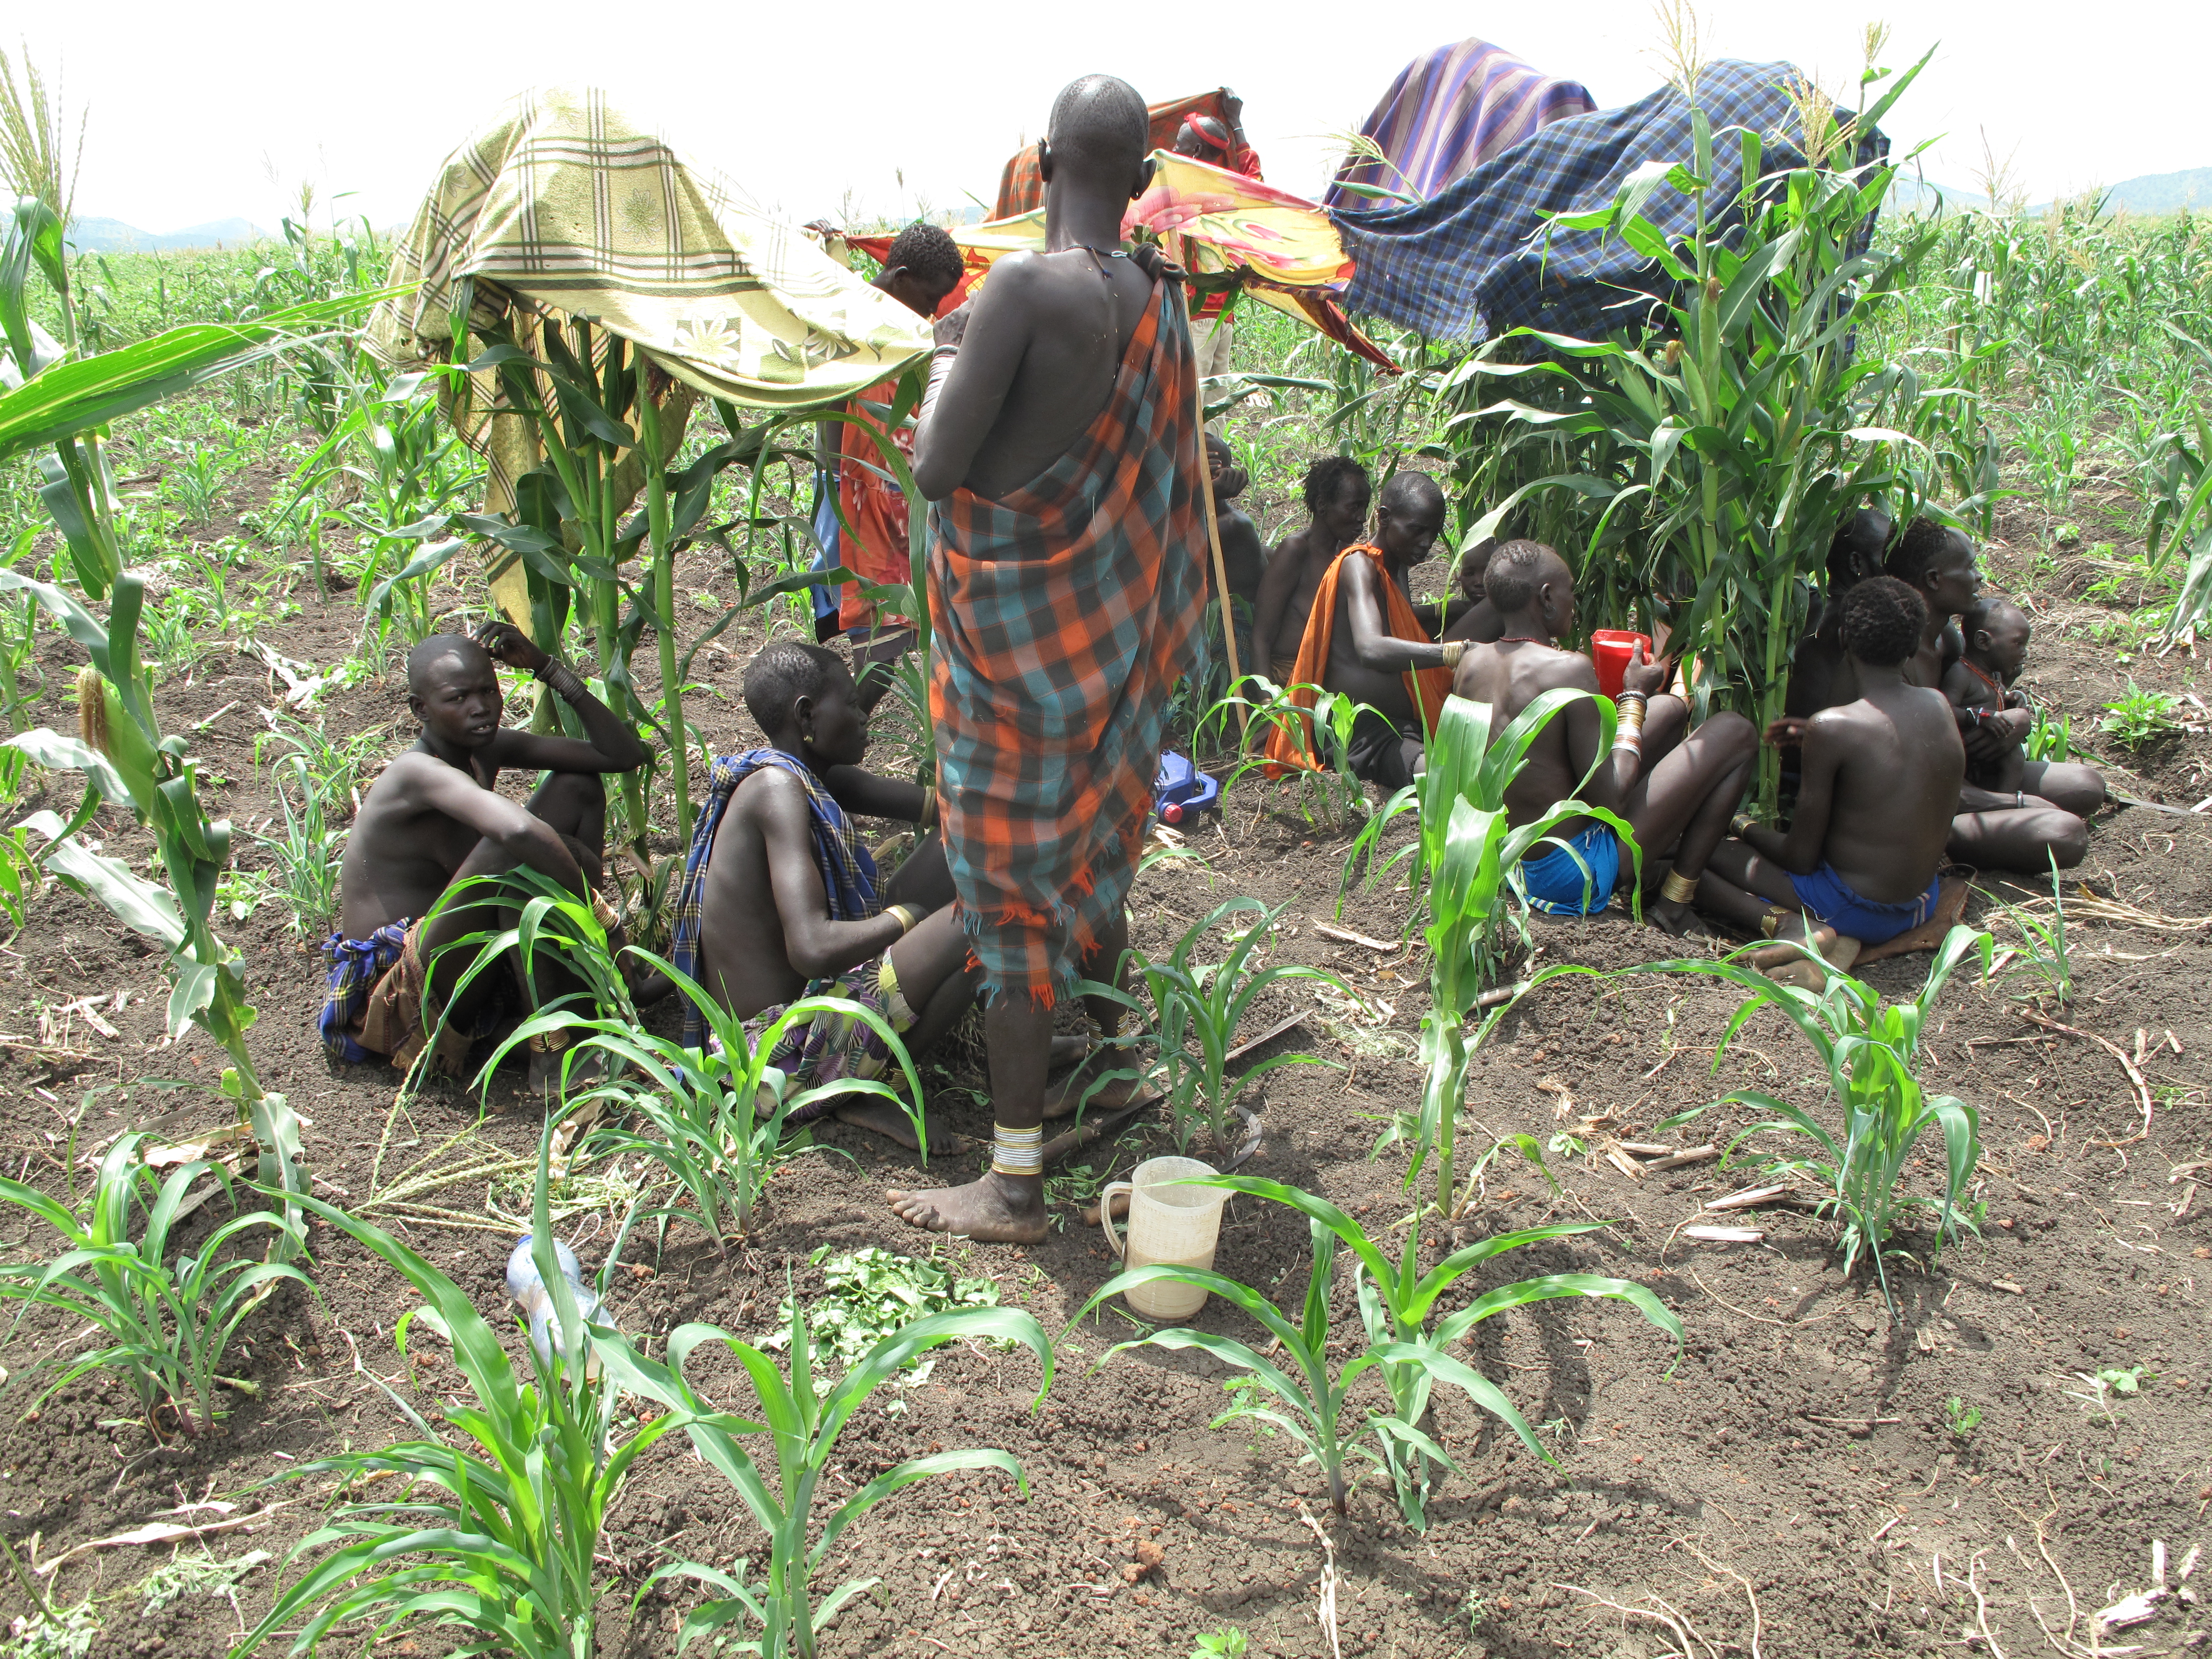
[912, 239, 1155, 506]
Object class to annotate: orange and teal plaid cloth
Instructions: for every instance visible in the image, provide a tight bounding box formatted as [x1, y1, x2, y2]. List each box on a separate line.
[927, 282, 1205, 1004]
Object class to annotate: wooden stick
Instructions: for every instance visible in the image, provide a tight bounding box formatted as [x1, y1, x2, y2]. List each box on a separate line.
[2022, 1009, 2155, 1147]
[1641, 1144, 1720, 1172]
[1705, 1182, 1797, 1211]
[1193, 354, 1246, 735]
[1311, 920, 1401, 953]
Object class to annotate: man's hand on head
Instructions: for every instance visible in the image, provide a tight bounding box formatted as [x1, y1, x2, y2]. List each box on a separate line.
[472, 619, 549, 678]
[933, 304, 972, 350]
[1764, 715, 1809, 747]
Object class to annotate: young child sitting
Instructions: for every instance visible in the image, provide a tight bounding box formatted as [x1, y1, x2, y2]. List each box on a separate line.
[1202, 432, 1268, 681]
[1942, 592, 2031, 795]
[1251, 455, 1372, 684]
[1440, 536, 1502, 645]
[1697, 577, 1965, 966]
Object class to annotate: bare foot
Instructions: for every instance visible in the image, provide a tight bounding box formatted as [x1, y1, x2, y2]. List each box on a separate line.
[832, 1095, 956, 1151]
[1048, 1033, 1091, 1067]
[886, 1171, 1049, 1242]
[1747, 922, 1840, 974]
[1761, 932, 1862, 990]
[1042, 1047, 1148, 1120]
[1645, 894, 1717, 937]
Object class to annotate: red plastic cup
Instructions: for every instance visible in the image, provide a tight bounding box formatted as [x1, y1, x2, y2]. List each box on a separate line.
[1589, 630, 1652, 699]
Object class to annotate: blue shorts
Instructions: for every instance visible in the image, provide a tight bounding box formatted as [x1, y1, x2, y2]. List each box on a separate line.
[1518, 824, 1619, 918]
[1788, 863, 1940, 945]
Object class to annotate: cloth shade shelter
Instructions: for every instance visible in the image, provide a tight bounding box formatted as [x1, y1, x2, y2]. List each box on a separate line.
[1326, 37, 1595, 210]
[368, 86, 933, 619]
[991, 89, 1253, 219]
[858, 154, 1394, 370]
[1330, 60, 1887, 342]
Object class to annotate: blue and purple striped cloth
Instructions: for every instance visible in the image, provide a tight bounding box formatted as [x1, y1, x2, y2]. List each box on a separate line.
[1325, 38, 1594, 211]
[1331, 60, 1889, 343]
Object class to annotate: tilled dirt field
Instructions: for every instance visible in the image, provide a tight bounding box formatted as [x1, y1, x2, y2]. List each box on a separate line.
[0, 500, 2204, 1659]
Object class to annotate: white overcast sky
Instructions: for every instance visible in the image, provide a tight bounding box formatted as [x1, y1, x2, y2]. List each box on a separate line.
[36, 0, 2211, 234]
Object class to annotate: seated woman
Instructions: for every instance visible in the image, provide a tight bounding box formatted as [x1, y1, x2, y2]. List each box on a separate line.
[1260, 471, 1453, 790]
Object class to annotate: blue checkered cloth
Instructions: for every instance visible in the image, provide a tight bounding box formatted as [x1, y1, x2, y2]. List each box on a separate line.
[668, 749, 880, 1050]
[1332, 60, 1888, 341]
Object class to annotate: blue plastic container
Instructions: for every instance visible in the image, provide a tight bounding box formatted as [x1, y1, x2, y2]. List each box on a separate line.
[1152, 751, 1221, 825]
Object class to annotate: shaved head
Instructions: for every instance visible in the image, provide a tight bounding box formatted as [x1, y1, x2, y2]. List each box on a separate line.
[1482, 539, 1569, 612]
[408, 633, 490, 693]
[1379, 470, 1444, 514]
[1047, 75, 1149, 178]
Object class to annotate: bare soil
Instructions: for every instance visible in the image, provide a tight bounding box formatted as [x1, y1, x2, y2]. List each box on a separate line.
[0, 486, 2205, 1659]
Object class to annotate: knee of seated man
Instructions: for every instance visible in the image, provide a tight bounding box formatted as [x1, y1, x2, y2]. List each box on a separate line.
[1697, 709, 1757, 758]
[2042, 811, 2089, 870]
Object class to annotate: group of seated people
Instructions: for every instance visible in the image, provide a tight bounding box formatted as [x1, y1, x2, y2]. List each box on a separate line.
[315, 474, 2105, 1127]
[1236, 460, 2104, 970]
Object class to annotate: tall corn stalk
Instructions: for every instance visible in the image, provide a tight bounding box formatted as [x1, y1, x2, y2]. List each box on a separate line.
[1409, 695, 1633, 1218]
[1442, 49, 1988, 807]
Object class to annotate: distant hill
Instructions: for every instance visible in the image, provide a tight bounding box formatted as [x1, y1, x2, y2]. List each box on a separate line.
[70, 216, 272, 252]
[2092, 167, 2212, 214]
[1888, 166, 2212, 220]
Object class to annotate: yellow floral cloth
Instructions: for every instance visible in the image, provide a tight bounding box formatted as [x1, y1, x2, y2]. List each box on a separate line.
[367, 88, 932, 620]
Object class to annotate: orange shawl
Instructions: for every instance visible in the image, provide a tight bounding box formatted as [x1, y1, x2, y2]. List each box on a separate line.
[1262, 543, 1455, 773]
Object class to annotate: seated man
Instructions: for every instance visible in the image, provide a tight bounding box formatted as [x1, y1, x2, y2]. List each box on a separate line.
[667, 641, 979, 1147]
[323, 625, 649, 1084]
[1251, 455, 1372, 684]
[1697, 578, 1963, 958]
[1262, 470, 1453, 790]
[1439, 535, 1502, 645]
[1886, 518, 2099, 869]
[1453, 540, 1757, 933]
[1781, 507, 1892, 727]
[1944, 589, 2108, 816]
[1202, 432, 1268, 683]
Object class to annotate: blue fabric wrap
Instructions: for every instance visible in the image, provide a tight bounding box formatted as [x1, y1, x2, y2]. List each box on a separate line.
[808, 466, 843, 626]
[321, 921, 409, 1063]
[1331, 60, 1888, 341]
[668, 750, 880, 1049]
[1788, 863, 1938, 945]
[1518, 823, 1620, 917]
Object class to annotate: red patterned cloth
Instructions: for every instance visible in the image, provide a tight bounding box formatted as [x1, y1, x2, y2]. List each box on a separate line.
[834, 375, 915, 632]
[927, 282, 1205, 1003]
[992, 90, 1241, 220]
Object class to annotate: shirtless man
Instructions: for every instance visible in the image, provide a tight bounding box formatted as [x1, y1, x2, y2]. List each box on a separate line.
[669, 642, 983, 1146]
[1318, 470, 1450, 788]
[1251, 456, 1371, 682]
[1697, 578, 1964, 955]
[1452, 540, 1756, 934]
[895, 74, 1201, 1241]
[321, 624, 649, 1083]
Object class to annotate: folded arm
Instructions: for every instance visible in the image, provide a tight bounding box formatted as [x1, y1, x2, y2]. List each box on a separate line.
[820, 764, 929, 824]
[406, 760, 589, 896]
[1342, 557, 1453, 673]
[758, 774, 907, 978]
[911, 261, 1035, 501]
[1746, 718, 1840, 875]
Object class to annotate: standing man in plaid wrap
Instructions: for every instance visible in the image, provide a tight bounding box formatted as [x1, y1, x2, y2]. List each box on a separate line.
[892, 74, 1205, 1241]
